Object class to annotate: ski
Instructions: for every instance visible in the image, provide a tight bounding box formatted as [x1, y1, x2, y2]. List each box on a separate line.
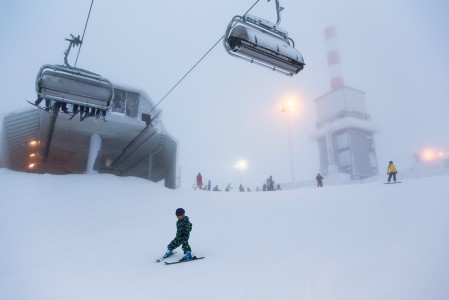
[69, 112, 79, 120]
[164, 256, 205, 265]
[26, 100, 50, 112]
[384, 182, 401, 184]
[80, 113, 90, 122]
[26, 100, 75, 117]
[80, 113, 96, 122]
[155, 251, 177, 262]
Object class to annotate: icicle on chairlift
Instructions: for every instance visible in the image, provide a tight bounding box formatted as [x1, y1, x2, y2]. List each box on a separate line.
[224, 0, 305, 76]
[35, 34, 114, 112]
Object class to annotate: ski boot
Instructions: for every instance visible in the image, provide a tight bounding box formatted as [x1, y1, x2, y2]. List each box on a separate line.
[164, 249, 174, 259]
[180, 252, 192, 261]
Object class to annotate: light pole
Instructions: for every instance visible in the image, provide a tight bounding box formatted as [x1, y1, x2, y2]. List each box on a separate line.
[281, 101, 296, 184]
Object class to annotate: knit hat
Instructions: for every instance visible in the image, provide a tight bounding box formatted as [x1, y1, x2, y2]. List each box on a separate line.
[175, 208, 185, 216]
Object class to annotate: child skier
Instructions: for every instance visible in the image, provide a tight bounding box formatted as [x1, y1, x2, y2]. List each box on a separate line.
[387, 161, 398, 183]
[162, 208, 193, 261]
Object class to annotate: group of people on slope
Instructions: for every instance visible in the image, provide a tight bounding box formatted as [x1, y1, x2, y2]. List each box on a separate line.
[195, 161, 399, 193]
[165, 161, 399, 262]
[315, 160, 399, 186]
[196, 173, 277, 192]
[196, 173, 221, 191]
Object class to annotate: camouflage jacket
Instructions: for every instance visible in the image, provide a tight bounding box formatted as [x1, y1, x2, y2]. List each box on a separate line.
[176, 216, 192, 238]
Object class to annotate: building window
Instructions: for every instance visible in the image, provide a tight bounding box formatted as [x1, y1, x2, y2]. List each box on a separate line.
[112, 89, 140, 118]
[112, 89, 126, 113]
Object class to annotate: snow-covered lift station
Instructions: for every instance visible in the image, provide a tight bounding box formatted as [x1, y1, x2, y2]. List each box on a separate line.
[0, 34, 177, 188]
[0, 84, 177, 188]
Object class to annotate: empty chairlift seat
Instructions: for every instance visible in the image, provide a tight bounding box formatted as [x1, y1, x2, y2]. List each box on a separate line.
[36, 64, 114, 110]
[224, 13, 305, 76]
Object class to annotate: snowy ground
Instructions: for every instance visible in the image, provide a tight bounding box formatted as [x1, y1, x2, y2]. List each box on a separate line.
[1, 169, 448, 300]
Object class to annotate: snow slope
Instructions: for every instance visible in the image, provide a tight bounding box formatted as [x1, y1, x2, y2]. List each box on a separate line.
[1, 169, 448, 300]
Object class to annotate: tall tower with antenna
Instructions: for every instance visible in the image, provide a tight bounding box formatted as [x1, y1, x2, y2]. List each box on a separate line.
[312, 26, 379, 180]
[325, 26, 344, 90]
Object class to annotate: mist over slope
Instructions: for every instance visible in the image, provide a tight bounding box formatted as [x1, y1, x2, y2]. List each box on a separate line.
[1, 169, 448, 300]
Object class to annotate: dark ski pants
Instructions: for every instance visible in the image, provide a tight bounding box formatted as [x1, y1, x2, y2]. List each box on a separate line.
[388, 172, 397, 182]
[168, 235, 191, 254]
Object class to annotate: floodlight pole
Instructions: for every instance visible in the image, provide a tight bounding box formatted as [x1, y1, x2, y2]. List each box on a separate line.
[282, 105, 296, 184]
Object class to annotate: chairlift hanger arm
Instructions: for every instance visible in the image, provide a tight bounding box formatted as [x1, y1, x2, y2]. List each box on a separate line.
[63, 34, 82, 67]
[267, 0, 284, 27]
[235, 0, 287, 39]
[242, 1, 284, 28]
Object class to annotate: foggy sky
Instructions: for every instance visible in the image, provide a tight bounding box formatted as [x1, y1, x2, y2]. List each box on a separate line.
[1, 0, 448, 188]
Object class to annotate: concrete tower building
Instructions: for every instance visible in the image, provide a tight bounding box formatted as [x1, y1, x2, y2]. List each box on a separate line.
[313, 26, 379, 180]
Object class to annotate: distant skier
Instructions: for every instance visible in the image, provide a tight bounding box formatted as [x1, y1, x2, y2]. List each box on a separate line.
[267, 176, 275, 191]
[387, 161, 398, 183]
[316, 173, 324, 187]
[196, 173, 203, 190]
[162, 208, 193, 261]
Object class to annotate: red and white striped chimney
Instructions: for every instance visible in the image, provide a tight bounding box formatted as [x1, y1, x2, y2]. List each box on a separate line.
[324, 26, 344, 90]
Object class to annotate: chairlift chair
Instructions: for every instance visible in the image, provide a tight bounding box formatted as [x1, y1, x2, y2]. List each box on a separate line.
[35, 34, 114, 112]
[224, 0, 305, 76]
[36, 64, 114, 111]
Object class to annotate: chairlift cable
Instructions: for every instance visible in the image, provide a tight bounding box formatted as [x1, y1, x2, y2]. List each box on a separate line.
[75, 0, 95, 67]
[244, 0, 261, 16]
[148, 37, 223, 114]
[116, 0, 262, 163]
[148, 0, 261, 115]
